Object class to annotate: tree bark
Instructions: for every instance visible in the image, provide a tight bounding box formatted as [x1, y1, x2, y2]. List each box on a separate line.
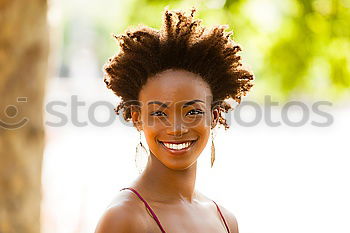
[0, 0, 48, 232]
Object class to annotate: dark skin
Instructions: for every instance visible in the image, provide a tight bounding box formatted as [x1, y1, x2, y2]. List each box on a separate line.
[95, 69, 239, 233]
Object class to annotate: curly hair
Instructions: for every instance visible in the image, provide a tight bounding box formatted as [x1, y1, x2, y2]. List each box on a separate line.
[103, 7, 254, 129]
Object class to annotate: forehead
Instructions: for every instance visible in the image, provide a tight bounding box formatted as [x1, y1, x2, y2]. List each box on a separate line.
[139, 69, 212, 105]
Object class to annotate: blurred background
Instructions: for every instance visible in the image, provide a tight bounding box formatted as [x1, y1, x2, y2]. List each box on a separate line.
[1, 0, 349, 233]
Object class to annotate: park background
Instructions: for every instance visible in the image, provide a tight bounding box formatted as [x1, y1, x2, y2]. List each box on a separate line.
[1, 0, 349, 233]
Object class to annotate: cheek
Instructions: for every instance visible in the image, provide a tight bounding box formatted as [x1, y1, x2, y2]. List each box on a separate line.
[142, 127, 161, 157]
[142, 125, 158, 145]
[190, 116, 211, 149]
[196, 125, 210, 146]
[141, 115, 163, 148]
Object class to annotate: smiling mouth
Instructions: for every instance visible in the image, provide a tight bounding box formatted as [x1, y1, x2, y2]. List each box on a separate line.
[157, 139, 197, 152]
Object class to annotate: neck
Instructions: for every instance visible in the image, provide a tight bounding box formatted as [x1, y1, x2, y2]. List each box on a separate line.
[132, 152, 198, 204]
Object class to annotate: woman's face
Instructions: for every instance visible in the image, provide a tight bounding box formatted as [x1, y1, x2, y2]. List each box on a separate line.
[132, 68, 218, 170]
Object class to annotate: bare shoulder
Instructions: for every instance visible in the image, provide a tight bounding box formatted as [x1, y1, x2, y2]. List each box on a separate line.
[197, 191, 239, 233]
[94, 190, 148, 233]
[215, 203, 239, 233]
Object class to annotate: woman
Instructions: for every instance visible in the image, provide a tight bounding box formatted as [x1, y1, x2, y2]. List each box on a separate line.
[95, 7, 254, 233]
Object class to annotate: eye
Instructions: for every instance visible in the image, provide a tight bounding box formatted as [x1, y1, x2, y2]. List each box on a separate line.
[150, 111, 167, 117]
[186, 109, 204, 116]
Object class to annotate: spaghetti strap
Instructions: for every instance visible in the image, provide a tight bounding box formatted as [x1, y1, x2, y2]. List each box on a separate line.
[120, 187, 167, 233]
[212, 200, 231, 233]
[120, 187, 231, 233]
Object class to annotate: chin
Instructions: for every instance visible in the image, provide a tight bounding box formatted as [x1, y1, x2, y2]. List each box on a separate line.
[161, 158, 197, 171]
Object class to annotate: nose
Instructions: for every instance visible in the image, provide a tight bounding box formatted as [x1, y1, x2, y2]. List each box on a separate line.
[166, 118, 189, 138]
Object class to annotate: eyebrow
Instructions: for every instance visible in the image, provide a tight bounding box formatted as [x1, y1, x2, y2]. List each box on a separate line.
[147, 99, 204, 108]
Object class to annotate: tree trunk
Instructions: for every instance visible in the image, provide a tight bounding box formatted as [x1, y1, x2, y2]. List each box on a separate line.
[0, 0, 48, 232]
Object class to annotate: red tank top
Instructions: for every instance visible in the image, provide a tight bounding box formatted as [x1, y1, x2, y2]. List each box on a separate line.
[120, 187, 231, 233]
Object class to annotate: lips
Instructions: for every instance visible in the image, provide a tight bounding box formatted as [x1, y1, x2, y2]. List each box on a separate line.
[157, 139, 197, 154]
[158, 139, 197, 144]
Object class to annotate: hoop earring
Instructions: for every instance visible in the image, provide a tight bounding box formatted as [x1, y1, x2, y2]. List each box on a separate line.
[211, 130, 215, 168]
[135, 131, 148, 174]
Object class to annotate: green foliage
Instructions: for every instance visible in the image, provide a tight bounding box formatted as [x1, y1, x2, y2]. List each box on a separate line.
[118, 0, 350, 101]
[60, 0, 350, 101]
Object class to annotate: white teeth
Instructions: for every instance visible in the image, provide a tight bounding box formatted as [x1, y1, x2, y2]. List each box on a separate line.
[163, 141, 192, 150]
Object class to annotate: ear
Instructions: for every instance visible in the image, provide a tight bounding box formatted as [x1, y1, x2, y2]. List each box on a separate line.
[131, 105, 143, 131]
[211, 107, 219, 129]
